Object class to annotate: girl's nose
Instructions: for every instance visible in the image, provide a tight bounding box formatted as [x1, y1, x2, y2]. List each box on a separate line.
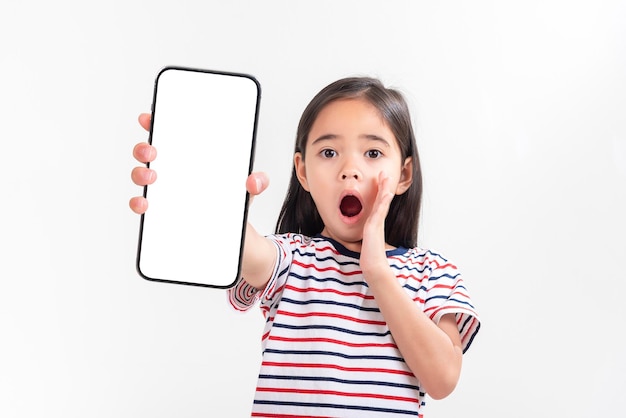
[341, 169, 359, 180]
[339, 155, 361, 180]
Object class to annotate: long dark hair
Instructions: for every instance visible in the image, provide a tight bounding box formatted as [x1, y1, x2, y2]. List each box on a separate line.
[275, 77, 422, 248]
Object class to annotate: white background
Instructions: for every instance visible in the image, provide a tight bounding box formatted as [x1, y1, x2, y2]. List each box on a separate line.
[1, 1, 625, 417]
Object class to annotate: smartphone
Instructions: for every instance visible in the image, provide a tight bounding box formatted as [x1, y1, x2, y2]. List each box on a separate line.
[136, 66, 261, 288]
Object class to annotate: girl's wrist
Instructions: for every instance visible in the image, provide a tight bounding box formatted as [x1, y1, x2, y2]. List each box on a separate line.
[361, 263, 394, 285]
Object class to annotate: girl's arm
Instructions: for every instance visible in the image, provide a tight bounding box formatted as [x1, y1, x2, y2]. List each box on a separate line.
[359, 173, 463, 400]
[240, 173, 277, 290]
[365, 275, 463, 400]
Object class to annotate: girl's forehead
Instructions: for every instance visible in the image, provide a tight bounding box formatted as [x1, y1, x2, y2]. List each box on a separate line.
[311, 98, 390, 133]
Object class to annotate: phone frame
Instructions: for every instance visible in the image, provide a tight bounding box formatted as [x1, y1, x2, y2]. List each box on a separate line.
[135, 65, 261, 289]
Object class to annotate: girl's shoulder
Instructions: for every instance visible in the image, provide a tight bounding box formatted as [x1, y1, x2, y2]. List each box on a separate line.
[267, 232, 315, 248]
[403, 246, 453, 262]
[391, 246, 460, 273]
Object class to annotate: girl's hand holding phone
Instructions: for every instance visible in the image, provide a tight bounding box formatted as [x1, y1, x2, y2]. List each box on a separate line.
[129, 113, 269, 214]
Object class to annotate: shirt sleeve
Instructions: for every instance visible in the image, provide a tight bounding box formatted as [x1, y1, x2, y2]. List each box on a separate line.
[226, 276, 260, 312]
[226, 234, 293, 312]
[421, 251, 481, 353]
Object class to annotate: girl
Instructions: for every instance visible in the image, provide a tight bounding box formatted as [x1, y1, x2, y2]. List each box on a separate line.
[130, 76, 480, 417]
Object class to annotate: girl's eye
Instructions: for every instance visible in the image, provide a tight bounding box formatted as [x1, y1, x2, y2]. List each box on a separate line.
[321, 149, 336, 158]
[366, 149, 382, 159]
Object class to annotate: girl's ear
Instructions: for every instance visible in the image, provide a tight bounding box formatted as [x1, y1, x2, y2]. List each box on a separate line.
[294, 152, 310, 191]
[395, 156, 413, 195]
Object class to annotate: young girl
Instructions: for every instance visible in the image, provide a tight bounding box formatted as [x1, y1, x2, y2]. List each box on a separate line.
[130, 77, 480, 417]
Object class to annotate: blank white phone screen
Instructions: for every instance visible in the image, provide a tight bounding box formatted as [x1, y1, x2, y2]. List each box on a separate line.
[136, 66, 260, 288]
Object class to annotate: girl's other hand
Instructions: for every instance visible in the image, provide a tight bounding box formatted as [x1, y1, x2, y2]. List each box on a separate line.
[129, 113, 157, 214]
[360, 171, 395, 278]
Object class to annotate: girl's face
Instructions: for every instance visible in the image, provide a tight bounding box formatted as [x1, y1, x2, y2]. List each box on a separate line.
[294, 98, 413, 252]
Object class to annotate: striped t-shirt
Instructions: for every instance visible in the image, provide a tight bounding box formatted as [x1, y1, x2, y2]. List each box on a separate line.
[228, 233, 480, 417]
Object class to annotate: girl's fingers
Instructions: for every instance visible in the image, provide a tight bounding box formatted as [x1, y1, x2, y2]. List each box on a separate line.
[360, 172, 394, 275]
[369, 172, 394, 224]
[133, 142, 157, 163]
[138, 113, 151, 131]
[130, 114, 154, 216]
[246, 172, 270, 196]
[129, 196, 148, 214]
[131, 166, 157, 186]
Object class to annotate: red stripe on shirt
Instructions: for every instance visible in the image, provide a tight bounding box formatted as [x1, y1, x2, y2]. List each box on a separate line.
[268, 335, 397, 349]
[276, 309, 386, 326]
[284, 284, 375, 300]
[261, 361, 414, 377]
[292, 260, 362, 276]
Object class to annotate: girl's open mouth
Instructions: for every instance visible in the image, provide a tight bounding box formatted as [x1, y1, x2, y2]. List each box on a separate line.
[340, 195, 362, 217]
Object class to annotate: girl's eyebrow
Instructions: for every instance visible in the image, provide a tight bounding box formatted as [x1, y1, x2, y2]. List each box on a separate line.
[363, 134, 392, 147]
[310, 134, 337, 145]
[311, 134, 391, 147]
